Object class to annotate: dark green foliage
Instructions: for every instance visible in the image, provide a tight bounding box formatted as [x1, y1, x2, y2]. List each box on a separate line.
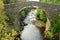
[3, 0, 28, 4]
[36, 8, 47, 23]
[3, 0, 18, 4]
[19, 8, 33, 26]
[19, 8, 33, 18]
[50, 14, 60, 40]
[9, 0, 18, 3]
[40, 0, 60, 4]
[51, 14, 60, 34]
[3, 0, 10, 4]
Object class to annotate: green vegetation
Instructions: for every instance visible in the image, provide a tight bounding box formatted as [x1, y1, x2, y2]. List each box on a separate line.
[40, 0, 60, 4]
[0, 0, 20, 40]
[4, 0, 28, 4]
[4, 0, 18, 4]
[48, 14, 60, 40]
[0, 0, 60, 40]
[36, 8, 47, 23]
[19, 8, 34, 18]
[36, 8, 60, 40]
[51, 14, 60, 36]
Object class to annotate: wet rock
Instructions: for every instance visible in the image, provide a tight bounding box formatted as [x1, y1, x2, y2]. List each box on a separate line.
[35, 20, 46, 28]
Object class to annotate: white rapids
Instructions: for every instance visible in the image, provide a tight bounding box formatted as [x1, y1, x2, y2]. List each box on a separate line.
[21, 9, 43, 40]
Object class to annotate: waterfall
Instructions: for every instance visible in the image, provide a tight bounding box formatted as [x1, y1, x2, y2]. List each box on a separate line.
[21, 9, 43, 40]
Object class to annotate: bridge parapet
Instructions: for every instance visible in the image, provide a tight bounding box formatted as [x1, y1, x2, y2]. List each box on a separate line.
[5, 1, 60, 18]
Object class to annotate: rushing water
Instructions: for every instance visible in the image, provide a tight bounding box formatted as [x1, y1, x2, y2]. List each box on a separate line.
[21, 9, 43, 40]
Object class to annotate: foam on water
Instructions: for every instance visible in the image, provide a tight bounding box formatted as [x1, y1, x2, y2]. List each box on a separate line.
[21, 9, 43, 40]
[23, 9, 36, 24]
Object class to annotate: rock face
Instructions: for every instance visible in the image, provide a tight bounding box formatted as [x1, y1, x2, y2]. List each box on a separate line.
[35, 20, 46, 34]
[35, 20, 45, 27]
[45, 18, 51, 31]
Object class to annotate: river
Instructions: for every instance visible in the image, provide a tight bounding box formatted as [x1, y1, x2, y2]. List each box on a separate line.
[21, 9, 43, 40]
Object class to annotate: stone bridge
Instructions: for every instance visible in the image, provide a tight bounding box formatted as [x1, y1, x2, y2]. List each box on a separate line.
[5, 1, 60, 30]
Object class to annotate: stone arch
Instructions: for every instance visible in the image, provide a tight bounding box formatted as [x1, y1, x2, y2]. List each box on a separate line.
[5, 1, 60, 30]
[18, 6, 47, 19]
[15, 6, 47, 31]
[18, 6, 38, 13]
[5, 1, 60, 20]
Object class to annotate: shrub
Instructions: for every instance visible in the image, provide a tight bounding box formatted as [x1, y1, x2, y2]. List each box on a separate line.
[36, 8, 47, 23]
